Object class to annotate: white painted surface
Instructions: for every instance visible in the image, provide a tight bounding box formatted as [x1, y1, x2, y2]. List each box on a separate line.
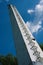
[10, 5, 43, 62]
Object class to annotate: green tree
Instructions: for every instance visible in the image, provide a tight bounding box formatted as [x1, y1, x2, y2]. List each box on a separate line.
[0, 54, 18, 65]
[40, 44, 43, 51]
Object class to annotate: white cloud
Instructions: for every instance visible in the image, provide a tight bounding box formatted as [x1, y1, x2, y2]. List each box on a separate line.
[26, 21, 42, 33]
[33, 0, 43, 22]
[40, 0, 43, 4]
[27, 0, 43, 34]
[27, 9, 34, 14]
[35, 2, 43, 22]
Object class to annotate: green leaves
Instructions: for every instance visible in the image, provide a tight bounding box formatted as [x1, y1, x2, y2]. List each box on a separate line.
[0, 54, 18, 65]
[40, 44, 43, 51]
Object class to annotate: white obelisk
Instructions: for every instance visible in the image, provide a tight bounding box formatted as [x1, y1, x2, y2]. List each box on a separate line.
[8, 4, 43, 65]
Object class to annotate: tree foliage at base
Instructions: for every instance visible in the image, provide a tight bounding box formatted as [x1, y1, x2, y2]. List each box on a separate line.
[40, 44, 43, 51]
[0, 54, 18, 65]
[0, 44, 43, 65]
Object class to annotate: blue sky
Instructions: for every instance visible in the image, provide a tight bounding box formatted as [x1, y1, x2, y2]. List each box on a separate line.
[0, 0, 43, 56]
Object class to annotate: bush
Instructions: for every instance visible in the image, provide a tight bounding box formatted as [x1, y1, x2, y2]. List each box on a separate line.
[0, 54, 18, 65]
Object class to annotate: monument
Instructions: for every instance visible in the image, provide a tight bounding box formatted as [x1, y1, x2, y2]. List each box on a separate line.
[8, 4, 43, 65]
